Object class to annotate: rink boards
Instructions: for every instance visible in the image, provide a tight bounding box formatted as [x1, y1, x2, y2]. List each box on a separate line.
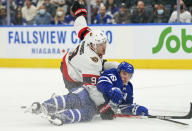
[0, 24, 192, 69]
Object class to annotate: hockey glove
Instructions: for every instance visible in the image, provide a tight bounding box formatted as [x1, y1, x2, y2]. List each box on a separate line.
[132, 104, 148, 116]
[119, 104, 148, 116]
[109, 88, 123, 105]
[98, 103, 115, 120]
[72, 1, 87, 17]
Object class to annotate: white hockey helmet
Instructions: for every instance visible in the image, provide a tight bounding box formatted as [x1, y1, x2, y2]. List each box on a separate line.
[86, 30, 108, 45]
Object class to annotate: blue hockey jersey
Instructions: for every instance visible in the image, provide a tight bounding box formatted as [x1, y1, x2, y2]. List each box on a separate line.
[97, 68, 133, 105]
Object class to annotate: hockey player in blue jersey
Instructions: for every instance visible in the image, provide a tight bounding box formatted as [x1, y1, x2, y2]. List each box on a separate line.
[30, 62, 148, 125]
[97, 62, 148, 120]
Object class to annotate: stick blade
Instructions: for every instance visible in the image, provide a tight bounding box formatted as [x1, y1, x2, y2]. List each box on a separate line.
[172, 102, 192, 119]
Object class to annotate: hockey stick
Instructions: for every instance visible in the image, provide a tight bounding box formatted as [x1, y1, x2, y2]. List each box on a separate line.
[114, 114, 189, 125]
[148, 102, 192, 119]
[113, 103, 192, 125]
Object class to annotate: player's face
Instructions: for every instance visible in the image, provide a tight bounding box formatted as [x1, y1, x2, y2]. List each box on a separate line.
[96, 42, 107, 55]
[120, 70, 132, 85]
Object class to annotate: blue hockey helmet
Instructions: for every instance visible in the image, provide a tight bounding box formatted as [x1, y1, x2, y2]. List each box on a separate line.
[117, 62, 134, 74]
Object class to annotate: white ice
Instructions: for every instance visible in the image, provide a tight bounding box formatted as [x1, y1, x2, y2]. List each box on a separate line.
[0, 68, 192, 131]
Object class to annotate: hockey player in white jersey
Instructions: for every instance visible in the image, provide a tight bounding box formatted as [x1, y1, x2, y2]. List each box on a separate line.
[59, 1, 119, 108]
[60, 1, 118, 91]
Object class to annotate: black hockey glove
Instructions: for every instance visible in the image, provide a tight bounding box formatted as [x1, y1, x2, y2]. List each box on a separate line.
[72, 1, 87, 18]
[98, 103, 115, 120]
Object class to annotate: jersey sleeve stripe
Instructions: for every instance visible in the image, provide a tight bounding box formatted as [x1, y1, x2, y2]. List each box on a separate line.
[78, 27, 90, 40]
[62, 53, 75, 82]
[97, 76, 113, 84]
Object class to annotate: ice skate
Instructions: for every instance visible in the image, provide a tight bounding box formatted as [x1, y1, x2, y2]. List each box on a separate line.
[48, 115, 64, 126]
[31, 102, 47, 115]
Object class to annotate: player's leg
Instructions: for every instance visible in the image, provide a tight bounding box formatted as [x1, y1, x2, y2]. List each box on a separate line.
[32, 87, 93, 114]
[41, 93, 81, 114]
[50, 105, 97, 125]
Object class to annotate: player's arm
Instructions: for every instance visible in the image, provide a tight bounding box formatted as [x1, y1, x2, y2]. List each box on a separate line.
[97, 74, 113, 94]
[119, 82, 148, 116]
[72, 1, 91, 41]
[102, 60, 119, 71]
[97, 74, 123, 120]
[97, 73, 123, 105]
[123, 82, 134, 104]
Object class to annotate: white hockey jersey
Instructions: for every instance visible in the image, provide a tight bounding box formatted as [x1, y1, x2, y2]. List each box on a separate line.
[62, 16, 103, 86]
[62, 41, 103, 85]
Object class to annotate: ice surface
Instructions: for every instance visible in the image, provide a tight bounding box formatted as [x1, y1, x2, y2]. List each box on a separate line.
[0, 68, 192, 131]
